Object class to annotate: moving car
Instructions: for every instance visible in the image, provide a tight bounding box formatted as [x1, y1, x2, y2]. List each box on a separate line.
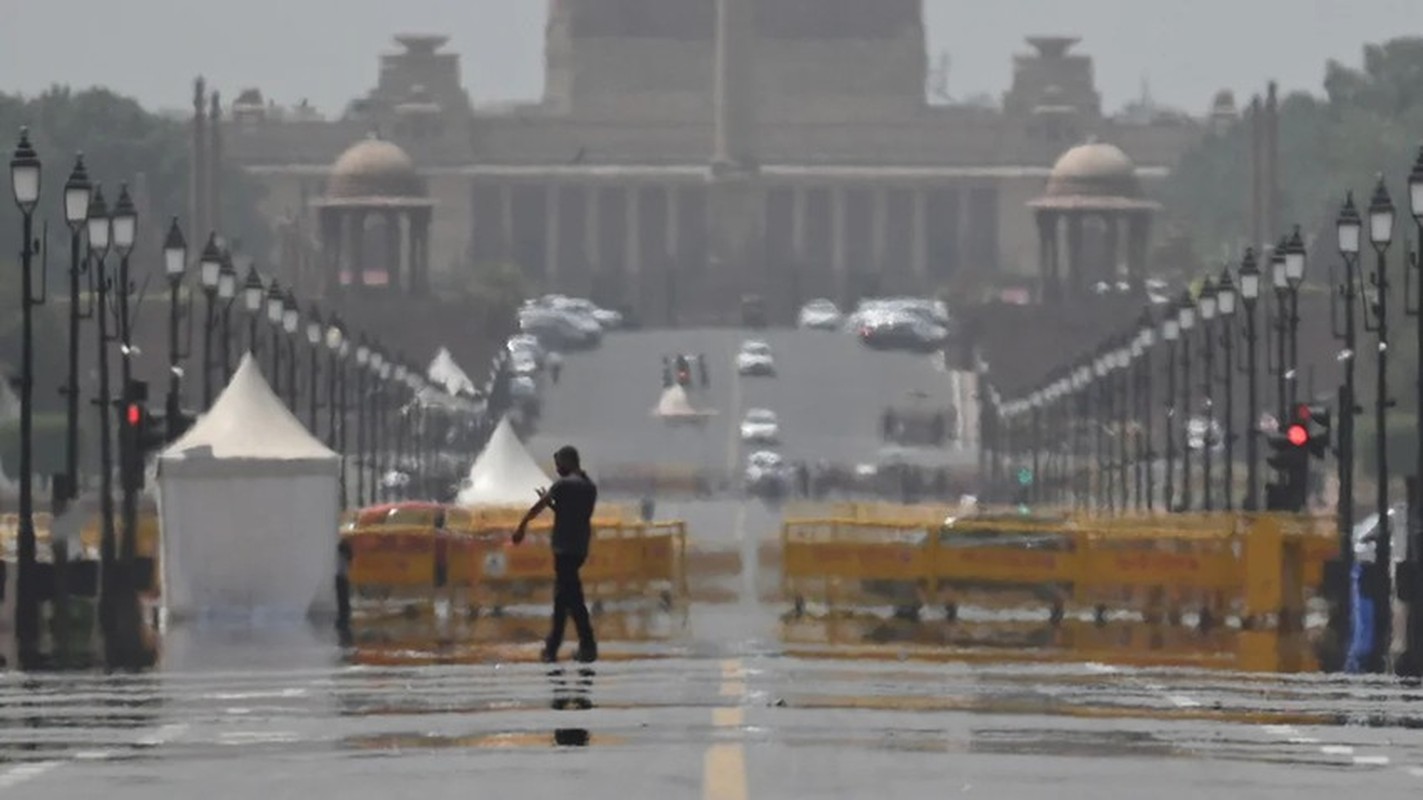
[856, 310, 947, 353]
[736, 340, 777, 376]
[519, 308, 602, 351]
[744, 450, 792, 496]
[797, 298, 843, 331]
[739, 408, 781, 445]
[535, 295, 625, 330]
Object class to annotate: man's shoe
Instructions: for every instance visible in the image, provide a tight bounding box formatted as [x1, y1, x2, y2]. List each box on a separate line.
[540, 645, 558, 663]
[575, 643, 598, 663]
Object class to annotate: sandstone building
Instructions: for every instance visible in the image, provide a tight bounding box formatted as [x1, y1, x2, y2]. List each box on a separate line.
[219, 1, 1212, 324]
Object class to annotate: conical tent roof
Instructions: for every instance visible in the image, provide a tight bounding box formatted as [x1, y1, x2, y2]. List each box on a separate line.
[427, 347, 476, 397]
[161, 353, 336, 462]
[457, 416, 551, 506]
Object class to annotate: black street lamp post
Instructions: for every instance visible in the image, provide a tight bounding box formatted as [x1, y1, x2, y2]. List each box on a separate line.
[1285, 226, 1307, 410]
[219, 248, 236, 384]
[264, 280, 284, 390]
[163, 219, 188, 440]
[282, 291, 299, 409]
[305, 308, 323, 432]
[1365, 175, 1396, 672]
[1405, 148, 1423, 673]
[87, 186, 118, 619]
[354, 339, 371, 507]
[1216, 267, 1238, 510]
[242, 264, 264, 359]
[1199, 279, 1218, 511]
[62, 155, 90, 508]
[1239, 250, 1263, 509]
[198, 235, 221, 408]
[1333, 192, 1362, 663]
[1162, 305, 1180, 512]
[1178, 294, 1197, 512]
[1137, 312, 1156, 512]
[111, 186, 141, 570]
[1271, 241, 1290, 420]
[1113, 345, 1130, 515]
[10, 129, 43, 653]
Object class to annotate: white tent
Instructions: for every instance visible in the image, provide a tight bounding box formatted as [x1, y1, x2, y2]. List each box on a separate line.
[157, 354, 341, 621]
[427, 347, 477, 398]
[456, 415, 551, 507]
[652, 385, 716, 422]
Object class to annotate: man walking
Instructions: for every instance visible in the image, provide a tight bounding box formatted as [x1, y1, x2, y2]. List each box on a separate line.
[514, 445, 599, 663]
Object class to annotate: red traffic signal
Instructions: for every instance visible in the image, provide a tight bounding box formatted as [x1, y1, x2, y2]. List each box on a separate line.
[1285, 423, 1308, 447]
[126, 403, 143, 427]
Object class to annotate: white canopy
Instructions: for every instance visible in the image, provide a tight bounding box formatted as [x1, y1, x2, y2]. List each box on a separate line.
[456, 415, 551, 507]
[427, 347, 476, 398]
[157, 354, 340, 621]
[652, 385, 716, 420]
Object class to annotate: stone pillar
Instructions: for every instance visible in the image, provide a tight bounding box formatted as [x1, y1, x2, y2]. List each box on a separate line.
[1035, 211, 1055, 303]
[385, 210, 402, 292]
[667, 185, 681, 257]
[626, 186, 642, 281]
[1066, 213, 1085, 296]
[545, 184, 561, 290]
[412, 208, 431, 296]
[911, 189, 928, 281]
[871, 188, 889, 278]
[584, 183, 600, 278]
[714, 0, 757, 170]
[831, 186, 848, 302]
[956, 186, 972, 272]
[499, 184, 514, 264]
[320, 207, 339, 297]
[1101, 212, 1121, 286]
[406, 211, 421, 295]
[791, 186, 807, 260]
[1127, 212, 1151, 292]
[349, 209, 368, 288]
[665, 185, 681, 327]
[191, 78, 207, 245]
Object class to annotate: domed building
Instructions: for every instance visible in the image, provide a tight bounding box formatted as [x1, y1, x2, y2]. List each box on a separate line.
[1028, 140, 1160, 302]
[312, 134, 434, 296]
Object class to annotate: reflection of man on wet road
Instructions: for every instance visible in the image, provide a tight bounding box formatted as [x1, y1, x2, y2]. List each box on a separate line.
[515, 445, 599, 663]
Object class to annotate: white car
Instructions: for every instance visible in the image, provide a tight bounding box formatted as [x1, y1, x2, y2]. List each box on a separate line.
[510, 351, 540, 376]
[739, 408, 780, 444]
[736, 340, 776, 376]
[744, 450, 792, 494]
[797, 299, 843, 331]
[536, 295, 625, 330]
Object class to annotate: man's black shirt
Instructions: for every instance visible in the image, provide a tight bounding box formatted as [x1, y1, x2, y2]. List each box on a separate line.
[548, 472, 597, 556]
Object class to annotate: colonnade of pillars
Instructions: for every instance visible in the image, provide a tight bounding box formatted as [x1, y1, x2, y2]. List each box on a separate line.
[1035, 209, 1152, 302]
[317, 205, 433, 296]
[470, 179, 1000, 316]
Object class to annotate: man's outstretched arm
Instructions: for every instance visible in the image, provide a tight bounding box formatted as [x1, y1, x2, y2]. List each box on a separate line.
[512, 488, 554, 544]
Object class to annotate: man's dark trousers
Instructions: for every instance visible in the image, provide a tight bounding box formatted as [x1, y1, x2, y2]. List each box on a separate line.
[548, 553, 596, 653]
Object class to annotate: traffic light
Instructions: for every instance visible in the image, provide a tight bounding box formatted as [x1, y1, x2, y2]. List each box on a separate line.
[119, 381, 169, 491]
[1264, 423, 1310, 511]
[1294, 401, 1331, 459]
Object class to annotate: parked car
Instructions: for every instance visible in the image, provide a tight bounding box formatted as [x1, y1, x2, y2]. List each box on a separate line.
[744, 450, 792, 496]
[538, 295, 625, 330]
[739, 408, 781, 445]
[797, 298, 843, 331]
[519, 308, 602, 351]
[736, 340, 777, 376]
[505, 334, 547, 367]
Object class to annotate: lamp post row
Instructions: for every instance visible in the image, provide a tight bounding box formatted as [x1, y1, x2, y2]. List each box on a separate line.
[8, 128, 463, 656]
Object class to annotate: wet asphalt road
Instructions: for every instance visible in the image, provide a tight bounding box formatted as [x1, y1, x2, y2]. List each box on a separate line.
[5, 329, 1423, 797]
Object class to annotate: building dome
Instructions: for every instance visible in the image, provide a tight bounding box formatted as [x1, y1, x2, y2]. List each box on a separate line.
[1044, 140, 1140, 199]
[327, 134, 423, 199]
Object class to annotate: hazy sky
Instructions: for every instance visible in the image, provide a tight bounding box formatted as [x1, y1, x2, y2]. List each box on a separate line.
[1, 0, 1418, 116]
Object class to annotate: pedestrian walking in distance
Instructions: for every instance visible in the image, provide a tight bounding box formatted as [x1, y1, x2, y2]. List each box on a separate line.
[514, 445, 599, 663]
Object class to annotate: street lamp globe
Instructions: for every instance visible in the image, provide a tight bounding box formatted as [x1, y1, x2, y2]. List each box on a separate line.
[306, 308, 323, 346]
[1216, 266, 1237, 317]
[1177, 293, 1196, 331]
[163, 217, 187, 279]
[325, 319, 344, 353]
[9, 127, 41, 213]
[1238, 248, 1260, 306]
[242, 266, 264, 313]
[379, 362, 392, 381]
[282, 292, 299, 335]
[395, 364, 408, 382]
[1368, 174, 1395, 250]
[1199, 277, 1217, 321]
[1337, 192, 1361, 257]
[1284, 226, 1306, 287]
[63, 154, 90, 229]
[217, 251, 237, 300]
[111, 184, 137, 256]
[199, 234, 222, 290]
[1163, 308, 1180, 342]
[1270, 238, 1288, 291]
[1409, 146, 1423, 223]
[265, 280, 284, 324]
[371, 350, 385, 372]
[86, 185, 111, 256]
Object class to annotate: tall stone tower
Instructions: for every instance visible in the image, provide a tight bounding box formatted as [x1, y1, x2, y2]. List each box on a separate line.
[708, 0, 768, 318]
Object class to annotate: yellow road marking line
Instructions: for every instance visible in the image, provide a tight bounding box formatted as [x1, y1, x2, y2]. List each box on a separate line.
[705, 658, 748, 800]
